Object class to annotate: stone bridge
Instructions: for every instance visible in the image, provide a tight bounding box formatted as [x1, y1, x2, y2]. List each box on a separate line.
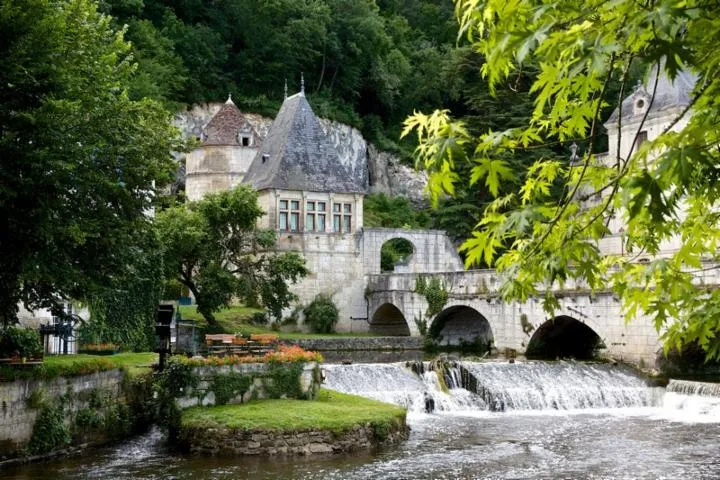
[362, 264, 720, 364]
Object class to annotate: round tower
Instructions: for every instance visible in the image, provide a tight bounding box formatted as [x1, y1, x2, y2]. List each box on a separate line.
[185, 96, 260, 201]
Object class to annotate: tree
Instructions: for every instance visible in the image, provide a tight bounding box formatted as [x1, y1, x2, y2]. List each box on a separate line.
[405, 0, 720, 359]
[156, 186, 308, 328]
[0, 0, 180, 327]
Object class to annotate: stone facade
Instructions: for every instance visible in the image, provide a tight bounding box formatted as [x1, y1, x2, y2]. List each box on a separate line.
[179, 421, 409, 456]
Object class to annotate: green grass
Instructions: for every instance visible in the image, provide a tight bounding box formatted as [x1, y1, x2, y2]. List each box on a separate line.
[0, 352, 158, 382]
[178, 305, 378, 339]
[181, 389, 406, 433]
[46, 352, 157, 376]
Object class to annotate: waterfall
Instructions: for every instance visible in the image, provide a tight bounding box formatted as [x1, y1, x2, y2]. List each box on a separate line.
[323, 360, 656, 413]
[661, 379, 720, 418]
[667, 379, 720, 397]
[461, 361, 655, 411]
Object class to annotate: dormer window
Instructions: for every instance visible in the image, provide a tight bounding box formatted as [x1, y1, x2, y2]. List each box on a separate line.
[238, 133, 252, 147]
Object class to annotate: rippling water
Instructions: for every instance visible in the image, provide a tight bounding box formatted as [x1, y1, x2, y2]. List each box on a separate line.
[3, 361, 720, 480]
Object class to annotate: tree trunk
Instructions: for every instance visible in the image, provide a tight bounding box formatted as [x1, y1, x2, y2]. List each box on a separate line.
[179, 277, 220, 330]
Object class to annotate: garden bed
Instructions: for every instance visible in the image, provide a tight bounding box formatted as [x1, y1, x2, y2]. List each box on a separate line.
[179, 389, 408, 456]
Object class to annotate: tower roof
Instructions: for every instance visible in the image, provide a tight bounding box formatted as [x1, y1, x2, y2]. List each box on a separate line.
[243, 93, 365, 194]
[203, 96, 255, 146]
[606, 67, 697, 126]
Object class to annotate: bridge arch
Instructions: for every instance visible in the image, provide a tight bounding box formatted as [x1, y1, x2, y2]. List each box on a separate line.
[380, 238, 416, 273]
[370, 303, 411, 336]
[430, 305, 494, 350]
[526, 315, 605, 360]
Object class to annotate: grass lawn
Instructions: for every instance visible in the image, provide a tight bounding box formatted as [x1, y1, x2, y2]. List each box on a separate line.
[181, 389, 406, 433]
[45, 352, 158, 376]
[178, 305, 378, 339]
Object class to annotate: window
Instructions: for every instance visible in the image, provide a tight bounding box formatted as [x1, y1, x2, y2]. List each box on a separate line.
[634, 130, 648, 153]
[279, 199, 300, 232]
[333, 202, 352, 233]
[238, 133, 252, 147]
[305, 201, 327, 232]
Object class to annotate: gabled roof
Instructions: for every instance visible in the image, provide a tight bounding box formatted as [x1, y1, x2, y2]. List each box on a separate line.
[606, 67, 697, 126]
[243, 92, 365, 194]
[203, 96, 256, 146]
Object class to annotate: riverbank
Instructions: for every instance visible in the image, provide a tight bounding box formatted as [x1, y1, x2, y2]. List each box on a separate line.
[179, 389, 408, 456]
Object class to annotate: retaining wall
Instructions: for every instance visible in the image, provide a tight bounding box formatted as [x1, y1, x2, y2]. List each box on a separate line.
[0, 369, 125, 458]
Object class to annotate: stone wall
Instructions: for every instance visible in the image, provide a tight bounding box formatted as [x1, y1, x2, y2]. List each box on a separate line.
[293, 337, 423, 352]
[0, 369, 125, 458]
[180, 421, 409, 456]
[175, 363, 320, 409]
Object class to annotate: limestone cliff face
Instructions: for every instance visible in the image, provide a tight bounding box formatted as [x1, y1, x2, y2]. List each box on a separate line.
[174, 103, 427, 205]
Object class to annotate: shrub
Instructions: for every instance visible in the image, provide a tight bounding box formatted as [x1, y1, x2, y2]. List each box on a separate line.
[0, 326, 43, 358]
[250, 312, 268, 325]
[303, 294, 339, 334]
[27, 403, 71, 454]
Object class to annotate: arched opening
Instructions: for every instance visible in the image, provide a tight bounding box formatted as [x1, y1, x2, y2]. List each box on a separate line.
[430, 306, 494, 351]
[380, 238, 415, 272]
[370, 303, 411, 336]
[526, 316, 605, 360]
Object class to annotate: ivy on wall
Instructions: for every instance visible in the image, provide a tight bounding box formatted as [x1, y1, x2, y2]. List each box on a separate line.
[415, 276, 449, 318]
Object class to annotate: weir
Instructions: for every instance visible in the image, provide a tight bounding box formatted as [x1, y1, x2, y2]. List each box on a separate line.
[322, 361, 720, 416]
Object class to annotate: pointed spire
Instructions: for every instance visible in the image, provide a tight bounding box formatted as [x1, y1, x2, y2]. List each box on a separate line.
[284, 78, 288, 99]
[300, 72, 305, 95]
[569, 142, 579, 166]
[226, 93, 233, 104]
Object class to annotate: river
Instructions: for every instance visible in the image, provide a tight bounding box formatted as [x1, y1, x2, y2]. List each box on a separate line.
[3, 360, 720, 479]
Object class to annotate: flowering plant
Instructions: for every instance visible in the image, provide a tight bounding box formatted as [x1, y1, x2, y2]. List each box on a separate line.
[265, 344, 323, 363]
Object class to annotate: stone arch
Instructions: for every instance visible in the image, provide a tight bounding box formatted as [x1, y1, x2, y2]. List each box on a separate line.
[526, 315, 605, 360]
[370, 303, 411, 336]
[430, 305, 494, 350]
[380, 237, 416, 273]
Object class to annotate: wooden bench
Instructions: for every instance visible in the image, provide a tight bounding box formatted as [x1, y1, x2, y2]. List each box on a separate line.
[204, 334, 276, 357]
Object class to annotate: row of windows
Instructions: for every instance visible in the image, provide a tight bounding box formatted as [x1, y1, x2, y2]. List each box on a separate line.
[278, 200, 353, 233]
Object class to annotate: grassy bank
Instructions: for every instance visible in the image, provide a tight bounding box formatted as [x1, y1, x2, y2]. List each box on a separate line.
[0, 352, 157, 382]
[181, 389, 406, 434]
[178, 305, 376, 339]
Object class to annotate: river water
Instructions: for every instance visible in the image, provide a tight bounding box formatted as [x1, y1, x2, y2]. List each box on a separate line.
[3, 361, 720, 480]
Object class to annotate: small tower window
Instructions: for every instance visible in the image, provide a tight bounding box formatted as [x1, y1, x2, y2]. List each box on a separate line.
[237, 133, 251, 147]
[634, 130, 648, 152]
[262, 154, 269, 164]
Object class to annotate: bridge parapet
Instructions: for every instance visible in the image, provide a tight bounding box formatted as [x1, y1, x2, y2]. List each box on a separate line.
[366, 261, 720, 295]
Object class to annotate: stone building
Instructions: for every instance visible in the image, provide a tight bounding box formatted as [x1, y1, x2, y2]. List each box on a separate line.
[594, 68, 697, 257]
[185, 87, 462, 330]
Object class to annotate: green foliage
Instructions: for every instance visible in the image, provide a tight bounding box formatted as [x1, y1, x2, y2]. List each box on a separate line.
[420, 278, 448, 318]
[210, 373, 252, 406]
[380, 238, 415, 272]
[157, 186, 308, 328]
[27, 403, 71, 455]
[265, 362, 304, 399]
[26, 388, 46, 410]
[0, 0, 181, 328]
[303, 294, 339, 334]
[414, 313, 428, 337]
[407, 0, 720, 360]
[250, 312, 269, 326]
[363, 193, 430, 229]
[0, 326, 42, 358]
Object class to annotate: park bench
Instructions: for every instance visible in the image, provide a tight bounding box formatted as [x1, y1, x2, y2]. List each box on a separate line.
[204, 333, 279, 357]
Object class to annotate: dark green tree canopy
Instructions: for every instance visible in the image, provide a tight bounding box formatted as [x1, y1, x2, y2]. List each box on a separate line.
[0, 0, 181, 326]
[406, 0, 720, 359]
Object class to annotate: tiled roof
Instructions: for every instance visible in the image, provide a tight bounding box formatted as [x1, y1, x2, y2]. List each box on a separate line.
[243, 93, 365, 194]
[203, 97, 256, 146]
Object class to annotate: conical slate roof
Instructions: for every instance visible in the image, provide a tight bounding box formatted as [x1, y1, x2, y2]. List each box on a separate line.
[243, 93, 364, 193]
[606, 67, 697, 126]
[203, 97, 252, 145]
